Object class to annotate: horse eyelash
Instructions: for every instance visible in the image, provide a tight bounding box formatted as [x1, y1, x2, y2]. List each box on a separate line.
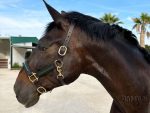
[37, 45, 48, 51]
[37, 38, 63, 52]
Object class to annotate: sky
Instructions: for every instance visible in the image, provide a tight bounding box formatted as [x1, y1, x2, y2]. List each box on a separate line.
[0, 0, 150, 45]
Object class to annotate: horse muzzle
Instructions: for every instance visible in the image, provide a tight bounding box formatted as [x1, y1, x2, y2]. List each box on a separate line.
[14, 79, 40, 108]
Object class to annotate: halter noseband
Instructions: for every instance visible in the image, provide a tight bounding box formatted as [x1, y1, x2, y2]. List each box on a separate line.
[23, 24, 75, 94]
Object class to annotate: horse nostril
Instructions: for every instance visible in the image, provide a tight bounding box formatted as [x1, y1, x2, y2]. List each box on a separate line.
[14, 85, 17, 93]
[16, 94, 19, 98]
[14, 83, 20, 98]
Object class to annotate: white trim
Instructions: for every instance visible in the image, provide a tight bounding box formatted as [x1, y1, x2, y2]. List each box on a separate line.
[0, 37, 10, 39]
[11, 45, 36, 49]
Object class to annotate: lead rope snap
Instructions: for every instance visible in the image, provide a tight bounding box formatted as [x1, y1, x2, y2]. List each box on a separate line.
[54, 59, 64, 79]
[56, 67, 64, 79]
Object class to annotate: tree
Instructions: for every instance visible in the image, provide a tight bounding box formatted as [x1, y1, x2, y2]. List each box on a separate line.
[100, 13, 123, 25]
[132, 13, 150, 47]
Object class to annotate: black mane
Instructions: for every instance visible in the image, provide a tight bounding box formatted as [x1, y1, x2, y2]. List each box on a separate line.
[64, 12, 137, 43]
[46, 11, 150, 64]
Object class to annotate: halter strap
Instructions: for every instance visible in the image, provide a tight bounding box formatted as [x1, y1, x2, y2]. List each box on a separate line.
[64, 24, 75, 46]
[23, 61, 54, 78]
[58, 24, 74, 56]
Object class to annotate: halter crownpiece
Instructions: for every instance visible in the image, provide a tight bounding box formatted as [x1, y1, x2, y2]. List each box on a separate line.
[23, 24, 75, 94]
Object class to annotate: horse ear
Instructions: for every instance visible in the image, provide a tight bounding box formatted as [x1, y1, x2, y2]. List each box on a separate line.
[43, 0, 62, 22]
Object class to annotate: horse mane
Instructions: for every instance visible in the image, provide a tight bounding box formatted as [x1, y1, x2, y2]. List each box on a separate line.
[64, 11, 150, 64]
[46, 11, 150, 64]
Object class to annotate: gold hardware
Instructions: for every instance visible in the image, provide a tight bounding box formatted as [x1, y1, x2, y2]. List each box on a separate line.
[54, 60, 64, 79]
[58, 46, 67, 56]
[56, 67, 64, 79]
[57, 73, 64, 79]
[28, 72, 38, 83]
[54, 59, 63, 68]
[37, 86, 47, 94]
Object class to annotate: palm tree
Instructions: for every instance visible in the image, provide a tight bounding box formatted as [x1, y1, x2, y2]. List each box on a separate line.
[100, 13, 123, 25]
[132, 13, 150, 47]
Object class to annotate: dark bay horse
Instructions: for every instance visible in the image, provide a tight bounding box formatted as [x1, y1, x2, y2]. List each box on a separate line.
[14, 0, 150, 113]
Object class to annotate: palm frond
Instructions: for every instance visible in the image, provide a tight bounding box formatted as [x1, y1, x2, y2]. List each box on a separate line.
[132, 24, 137, 30]
[141, 13, 150, 23]
[132, 24, 141, 33]
[146, 31, 150, 38]
[116, 21, 123, 25]
[141, 24, 146, 32]
[132, 18, 141, 24]
[100, 13, 123, 25]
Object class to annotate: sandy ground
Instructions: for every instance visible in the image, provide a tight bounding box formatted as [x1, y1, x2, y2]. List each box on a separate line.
[0, 69, 113, 113]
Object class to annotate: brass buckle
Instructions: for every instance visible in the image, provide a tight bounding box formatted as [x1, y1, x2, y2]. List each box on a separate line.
[28, 72, 38, 83]
[37, 86, 47, 94]
[58, 46, 67, 56]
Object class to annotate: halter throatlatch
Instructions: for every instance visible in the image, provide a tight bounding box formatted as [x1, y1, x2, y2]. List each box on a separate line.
[23, 24, 75, 94]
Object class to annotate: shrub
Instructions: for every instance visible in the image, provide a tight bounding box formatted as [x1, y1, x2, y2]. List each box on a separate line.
[12, 62, 22, 69]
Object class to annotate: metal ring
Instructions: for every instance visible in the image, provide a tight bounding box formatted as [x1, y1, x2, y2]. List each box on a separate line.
[54, 59, 63, 68]
[37, 86, 47, 94]
[58, 46, 67, 56]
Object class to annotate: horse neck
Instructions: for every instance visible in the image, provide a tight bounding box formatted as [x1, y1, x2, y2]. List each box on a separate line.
[81, 37, 150, 97]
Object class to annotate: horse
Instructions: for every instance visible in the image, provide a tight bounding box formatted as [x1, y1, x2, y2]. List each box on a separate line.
[14, 0, 150, 113]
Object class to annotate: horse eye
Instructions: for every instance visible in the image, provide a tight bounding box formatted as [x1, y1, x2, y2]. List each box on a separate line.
[37, 45, 47, 51]
[42, 47, 47, 51]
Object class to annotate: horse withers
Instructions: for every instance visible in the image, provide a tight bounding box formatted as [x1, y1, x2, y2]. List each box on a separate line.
[14, 0, 150, 113]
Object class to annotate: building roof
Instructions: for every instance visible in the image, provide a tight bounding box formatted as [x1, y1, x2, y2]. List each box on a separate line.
[0, 36, 10, 39]
[11, 36, 38, 44]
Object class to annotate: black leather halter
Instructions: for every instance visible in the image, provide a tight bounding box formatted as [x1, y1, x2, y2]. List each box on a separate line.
[23, 24, 75, 94]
